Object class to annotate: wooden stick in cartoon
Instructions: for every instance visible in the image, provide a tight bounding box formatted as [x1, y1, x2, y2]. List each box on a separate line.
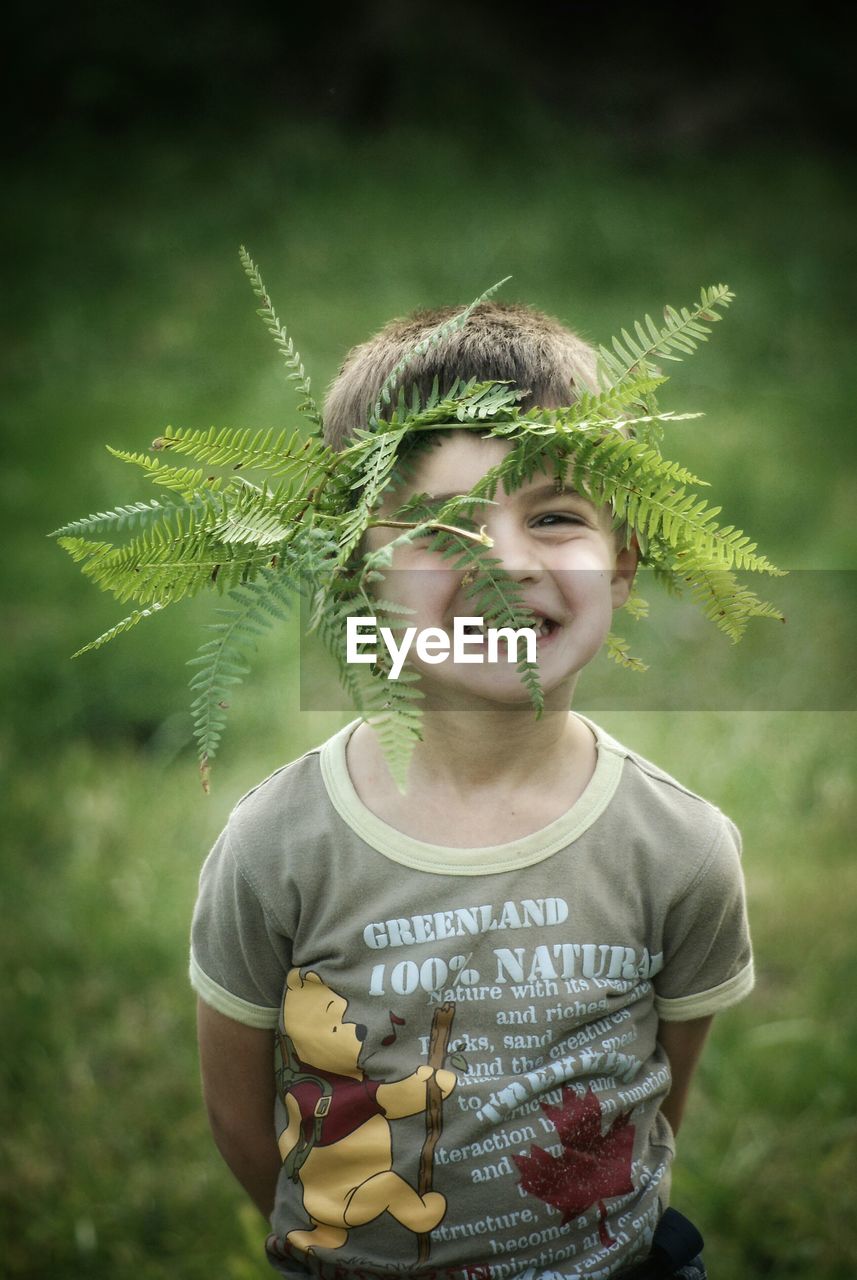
[417, 1001, 456, 1266]
[275, 968, 456, 1257]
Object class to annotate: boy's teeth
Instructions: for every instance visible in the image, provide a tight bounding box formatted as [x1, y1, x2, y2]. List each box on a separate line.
[460, 620, 555, 636]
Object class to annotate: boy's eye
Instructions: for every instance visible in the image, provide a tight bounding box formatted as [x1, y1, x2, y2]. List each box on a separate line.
[532, 512, 586, 528]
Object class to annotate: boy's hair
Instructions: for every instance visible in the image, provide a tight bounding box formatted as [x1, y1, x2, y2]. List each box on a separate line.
[323, 301, 600, 452]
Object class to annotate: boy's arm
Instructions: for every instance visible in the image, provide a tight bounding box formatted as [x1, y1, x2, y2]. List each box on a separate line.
[656, 1014, 714, 1136]
[197, 998, 281, 1219]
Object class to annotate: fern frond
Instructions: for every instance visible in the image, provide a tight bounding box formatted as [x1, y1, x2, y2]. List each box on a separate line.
[452, 426, 782, 583]
[335, 425, 413, 566]
[469, 426, 699, 507]
[597, 284, 734, 391]
[63, 507, 271, 606]
[207, 482, 307, 548]
[305, 585, 426, 791]
[393, 490, 497, 521]
[502, 371, 667, 442]
[351, 664, 425, 792]
[565, 433, 781, 576]
[669, 557, 785, 642]
[622, 583, 650, 621]
[239, 245, 323, 429]
[48, 497, 212, 539]
[649, 560, 689, 597]
[146, 426, 336, 490]
[510, 401, 706, 452]
[425, 527, 544, 716]
[335, 377, 523, 566]
[605, 632, 648, 671]
[357, 493, 495, 581]
[188, 563, 299, 790]
[305, 587, 371, 712]
[106, 446, 226, 499]
[644, 532, 786, 640]
[381, 377, 524, 432]
[71, 602, 168, 657]
[56, 536, 115, 566]
[371, 279, 512, 424]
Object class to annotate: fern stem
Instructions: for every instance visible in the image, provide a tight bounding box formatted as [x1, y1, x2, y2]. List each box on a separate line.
[366, 519, 493, 545]
[289, 461, 341, 524]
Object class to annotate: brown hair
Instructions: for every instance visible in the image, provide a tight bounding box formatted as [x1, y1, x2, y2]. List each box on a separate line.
[322, 300, 599, 452]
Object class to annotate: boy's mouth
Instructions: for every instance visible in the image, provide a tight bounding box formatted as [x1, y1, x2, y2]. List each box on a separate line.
[458, 616, 560, 641]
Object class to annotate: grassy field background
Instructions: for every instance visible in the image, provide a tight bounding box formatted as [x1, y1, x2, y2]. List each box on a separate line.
[3, 113, 856, 1278]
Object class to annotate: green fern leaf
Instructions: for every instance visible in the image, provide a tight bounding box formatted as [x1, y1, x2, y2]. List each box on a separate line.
[597, 284, 734, 390]
[48, 498, 213, 539]
[353, 664, 425, 792]
[622, 584, 650, 621]
[422, 526, 545, 716]
[71, 602, 168, 657]
[371, 279, 512, 424]
[239, 246, 323, 429]
[187, 564, 298, 789]
[64, 506, 271, 606]
[144, 426, 336, 493]
[105, 446, 227, 500]
[605, 632, 648, 671]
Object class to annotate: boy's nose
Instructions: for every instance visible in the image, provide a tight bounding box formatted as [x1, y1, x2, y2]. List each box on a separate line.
[488, 522, 544, 581]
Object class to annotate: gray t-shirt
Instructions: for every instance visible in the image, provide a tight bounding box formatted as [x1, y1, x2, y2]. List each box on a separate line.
[190, 715, 753, 1280]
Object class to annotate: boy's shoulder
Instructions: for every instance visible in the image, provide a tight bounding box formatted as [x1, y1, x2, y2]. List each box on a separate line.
[590, 717, 741, 873]
[222, 734, 332, 854]
[591, 714, 724, 798]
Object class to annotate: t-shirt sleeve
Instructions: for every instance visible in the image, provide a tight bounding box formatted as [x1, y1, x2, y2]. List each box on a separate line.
[654, 814, 754, 1022]
[189, 823, 291, 1029]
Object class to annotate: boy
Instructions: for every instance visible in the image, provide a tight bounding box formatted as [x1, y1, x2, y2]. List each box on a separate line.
[191, 301, 753, 1280]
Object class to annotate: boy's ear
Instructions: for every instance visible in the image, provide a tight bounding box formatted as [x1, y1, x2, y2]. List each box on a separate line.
[610, 531, 639, 609]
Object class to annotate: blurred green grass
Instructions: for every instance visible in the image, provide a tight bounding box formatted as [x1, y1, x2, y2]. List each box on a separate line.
[2, 118, 856, 1277]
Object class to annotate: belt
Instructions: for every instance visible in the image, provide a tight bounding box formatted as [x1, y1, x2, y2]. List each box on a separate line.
[613, 1208, 704, 1278]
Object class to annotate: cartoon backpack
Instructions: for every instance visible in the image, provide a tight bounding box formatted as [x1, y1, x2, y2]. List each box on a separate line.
[276, 1028, 333, 1182]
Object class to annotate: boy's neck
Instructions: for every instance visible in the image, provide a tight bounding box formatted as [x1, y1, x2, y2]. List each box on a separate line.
[346, 706, 598, 846]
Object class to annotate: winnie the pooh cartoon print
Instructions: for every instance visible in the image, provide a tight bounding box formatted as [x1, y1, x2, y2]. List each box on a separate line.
[275, 968, 457, 1256]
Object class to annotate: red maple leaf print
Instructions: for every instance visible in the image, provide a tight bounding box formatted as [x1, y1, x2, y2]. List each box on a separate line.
[512, 1087, 635, 1246]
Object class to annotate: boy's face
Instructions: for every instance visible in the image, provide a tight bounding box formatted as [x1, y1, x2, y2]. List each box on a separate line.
[363, 432, 637, 710]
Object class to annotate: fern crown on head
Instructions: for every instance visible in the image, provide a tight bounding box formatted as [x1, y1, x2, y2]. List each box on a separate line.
[51, 250, 785, 791]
